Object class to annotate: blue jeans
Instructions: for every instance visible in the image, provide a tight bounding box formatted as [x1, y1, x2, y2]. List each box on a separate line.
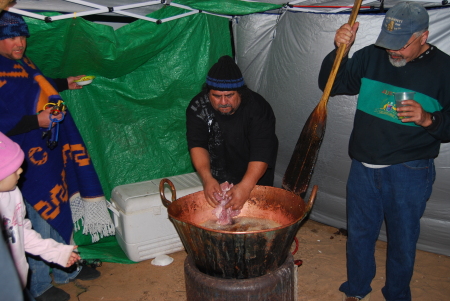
[25, 201, 80, 297]
[339, 159, 435, 301]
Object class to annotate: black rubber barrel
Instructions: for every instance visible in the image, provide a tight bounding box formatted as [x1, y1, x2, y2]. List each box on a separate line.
[184, 253, 297, 301]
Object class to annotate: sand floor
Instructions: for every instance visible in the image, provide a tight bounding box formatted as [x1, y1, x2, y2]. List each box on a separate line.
[58, 219, 450, 301]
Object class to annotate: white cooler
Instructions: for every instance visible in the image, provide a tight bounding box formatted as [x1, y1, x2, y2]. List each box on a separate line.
[108, 172, 203, 262]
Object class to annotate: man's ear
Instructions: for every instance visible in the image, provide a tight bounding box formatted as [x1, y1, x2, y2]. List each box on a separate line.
[420, 31, 429, 45]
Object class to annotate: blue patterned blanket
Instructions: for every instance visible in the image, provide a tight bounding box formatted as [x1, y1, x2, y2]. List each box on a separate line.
[0, 55, 105, 243]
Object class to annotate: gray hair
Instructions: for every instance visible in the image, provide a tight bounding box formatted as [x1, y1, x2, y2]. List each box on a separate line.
[414, 29, 428, 38]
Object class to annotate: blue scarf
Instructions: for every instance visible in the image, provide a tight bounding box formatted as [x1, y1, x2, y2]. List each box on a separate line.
[0, 55, 105, 243]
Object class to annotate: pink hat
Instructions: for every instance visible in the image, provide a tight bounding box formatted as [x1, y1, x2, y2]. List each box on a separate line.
[0, 132, 24, 181]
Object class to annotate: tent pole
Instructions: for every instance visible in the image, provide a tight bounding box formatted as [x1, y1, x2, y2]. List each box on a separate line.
[7, 8, 46, 20]
[64, 0, 106, 10]
[160, 10, 198, 23]
[113, 11, 159, 23]
[115, 1, 161, 11]
[50, 9, 109, 21]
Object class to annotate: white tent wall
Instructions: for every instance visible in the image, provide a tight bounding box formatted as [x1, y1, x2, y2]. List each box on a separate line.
[233, 7, 450, 256]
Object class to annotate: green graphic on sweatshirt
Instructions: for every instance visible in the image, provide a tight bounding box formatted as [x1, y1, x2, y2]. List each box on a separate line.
[357, 78, 442, 127]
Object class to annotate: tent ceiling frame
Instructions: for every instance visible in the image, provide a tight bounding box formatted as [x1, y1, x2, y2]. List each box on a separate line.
[8, 0, 447, 24]
[8, 0, 230, 24]
[286, 0, 376, 13]
[286, 0, 449, 12]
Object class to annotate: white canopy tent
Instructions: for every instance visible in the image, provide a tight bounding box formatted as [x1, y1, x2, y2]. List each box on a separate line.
[7, 0, 450, 256]
[12, 0, 446, 23]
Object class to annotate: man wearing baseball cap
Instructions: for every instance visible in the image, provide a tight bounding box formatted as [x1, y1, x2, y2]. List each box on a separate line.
[318, 2, 450, 301]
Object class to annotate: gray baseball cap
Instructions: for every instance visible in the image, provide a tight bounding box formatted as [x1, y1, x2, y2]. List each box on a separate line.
[375, 2, 429, 50]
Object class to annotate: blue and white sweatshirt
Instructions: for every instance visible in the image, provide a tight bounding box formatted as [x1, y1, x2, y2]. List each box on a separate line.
[319, 44, 450, 165]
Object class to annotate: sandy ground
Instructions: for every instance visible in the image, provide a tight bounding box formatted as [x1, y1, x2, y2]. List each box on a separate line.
[59, 219, 450, 301]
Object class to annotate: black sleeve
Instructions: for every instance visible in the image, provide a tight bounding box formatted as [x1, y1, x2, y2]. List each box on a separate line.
[7, 78, 64, 137]
[318, 49, 337, 91]
[318, 49, 351, 95]
[186, 94, 210, 151]
[247, 93, 278, 168]
[186, 109, 209, 151]
[53, 78, 68, 92]
[6, 115, 40, 136]
[318, 47, 364, 96]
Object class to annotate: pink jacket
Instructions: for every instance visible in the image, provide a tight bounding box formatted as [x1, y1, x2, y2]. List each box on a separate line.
[0, 187, 74, 288]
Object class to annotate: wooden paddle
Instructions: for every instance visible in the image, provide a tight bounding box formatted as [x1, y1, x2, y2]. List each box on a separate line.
[282, 0, 363, 197]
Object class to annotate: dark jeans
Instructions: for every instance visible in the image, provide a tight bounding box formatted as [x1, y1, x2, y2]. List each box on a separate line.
[340, 159, 435, 301]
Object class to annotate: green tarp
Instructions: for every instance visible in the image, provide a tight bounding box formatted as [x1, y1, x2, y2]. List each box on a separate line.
[177, 0, 281, 15]
[23, 1, 281, 262]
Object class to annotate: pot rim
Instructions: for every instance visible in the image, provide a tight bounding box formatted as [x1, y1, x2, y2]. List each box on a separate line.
[168, 210, 308, 234]
[161, 181, 317, 235]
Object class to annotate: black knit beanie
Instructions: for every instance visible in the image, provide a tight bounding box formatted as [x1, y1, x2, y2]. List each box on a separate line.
[206, 55, 245, 91]
[0, 11, 30, 41]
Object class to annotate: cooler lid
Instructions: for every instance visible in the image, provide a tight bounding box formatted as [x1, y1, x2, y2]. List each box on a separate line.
[110, 172, 202, 213]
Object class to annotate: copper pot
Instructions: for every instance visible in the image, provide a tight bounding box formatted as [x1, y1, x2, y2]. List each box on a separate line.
[160, 180, 317, 279]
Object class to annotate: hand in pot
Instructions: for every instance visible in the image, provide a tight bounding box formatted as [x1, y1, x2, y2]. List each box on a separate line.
[225, 183, 252, 211]
[202, 177, 221, 208]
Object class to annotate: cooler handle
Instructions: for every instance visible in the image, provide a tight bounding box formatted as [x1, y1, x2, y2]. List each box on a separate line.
[106, 200, 120, 227]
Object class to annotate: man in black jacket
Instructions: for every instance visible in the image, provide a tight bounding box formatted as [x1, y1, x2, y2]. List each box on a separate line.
[186, 55, 278, 211]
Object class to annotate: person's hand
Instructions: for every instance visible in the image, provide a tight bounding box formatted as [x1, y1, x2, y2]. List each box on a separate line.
[224, 183, 252, 211]
[37, 107, 64, 128]
[67, 75, 86, 90]
[397, 99, 433, 127]
[334, 22, 359, 56]
[202, 177, 221, 208]
[66, 246, 81, 267]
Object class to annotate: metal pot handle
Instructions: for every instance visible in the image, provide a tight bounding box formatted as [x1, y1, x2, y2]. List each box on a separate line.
[305, 185, 318, 213]
[159, 178, 177, 208]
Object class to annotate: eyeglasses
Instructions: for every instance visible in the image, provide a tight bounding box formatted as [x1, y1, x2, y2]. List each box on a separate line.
[398, 33, 424, 51]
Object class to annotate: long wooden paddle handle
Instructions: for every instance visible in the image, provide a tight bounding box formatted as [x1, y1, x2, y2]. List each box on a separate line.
[319, 0, 363, 105]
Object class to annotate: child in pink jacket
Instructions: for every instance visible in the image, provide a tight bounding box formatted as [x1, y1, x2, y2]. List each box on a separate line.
[0, 131, 80, 289]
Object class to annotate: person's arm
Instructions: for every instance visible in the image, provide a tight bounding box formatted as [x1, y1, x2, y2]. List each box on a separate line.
[53, 78, 69, 92]
[53, 75, 85, 92]
[189, 147, 221, 208]
[66, 75, 85, 90]
[6, 107, 64, 136]
[334, 23, 359, 57]
[318, 22, 361, 94]
[7, 74, 76, 136]
[19, 196, 79, 268]
[225, 161, 268, 211]
[23, 217, 79, 268]
[6, 115, 39, 136]
[186, 95, 223, 207]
